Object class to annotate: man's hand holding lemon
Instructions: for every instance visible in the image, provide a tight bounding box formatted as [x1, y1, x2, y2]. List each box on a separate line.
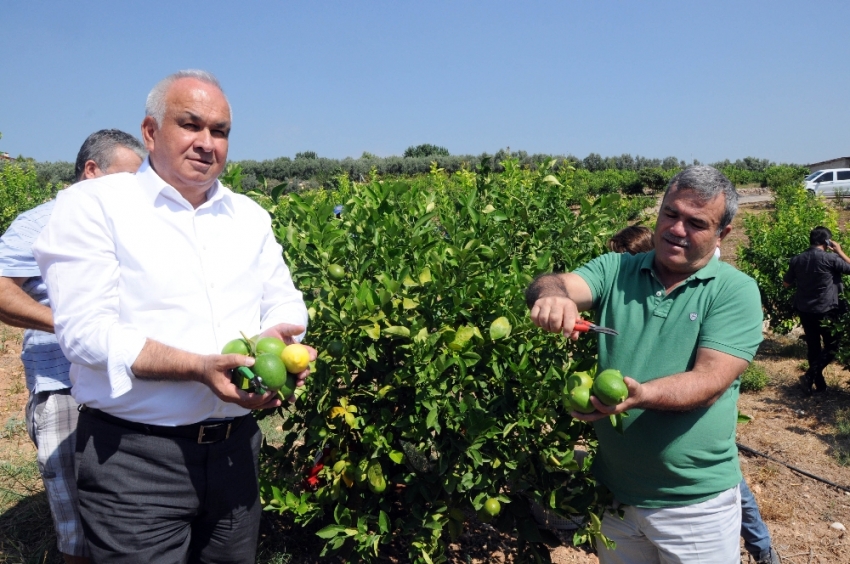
[259, 323, 317, 401]
[211, 323, 317, 409]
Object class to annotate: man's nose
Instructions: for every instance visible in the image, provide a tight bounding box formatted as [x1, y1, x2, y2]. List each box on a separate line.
[194, 129, 214, 152]
[668, 220, 686, 236]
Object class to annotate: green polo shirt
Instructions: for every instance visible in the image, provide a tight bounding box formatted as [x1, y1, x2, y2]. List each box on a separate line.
[574, 251, 763, 508]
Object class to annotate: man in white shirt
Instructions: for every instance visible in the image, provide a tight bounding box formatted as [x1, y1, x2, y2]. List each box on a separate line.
[33, 70, 313, 563]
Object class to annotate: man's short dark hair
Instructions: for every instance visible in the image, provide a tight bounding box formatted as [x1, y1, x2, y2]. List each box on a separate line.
[663, 166, 738, 233]
[810, 226, 832, 246]
[74, 129, 147, 181]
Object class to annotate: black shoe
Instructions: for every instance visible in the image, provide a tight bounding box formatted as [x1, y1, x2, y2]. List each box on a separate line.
[800, 371, 815, 396]
[754, 548, 782, 564]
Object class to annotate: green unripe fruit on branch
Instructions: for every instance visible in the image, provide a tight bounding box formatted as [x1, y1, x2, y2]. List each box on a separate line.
[568, 385, 597, 414]
[255, 336, 287, 357]
[593, 369, 629, 406]
[221, 338, 249, 356]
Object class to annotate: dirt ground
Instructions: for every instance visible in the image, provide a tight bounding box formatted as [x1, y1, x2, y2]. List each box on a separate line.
[2, 194, 850, 563]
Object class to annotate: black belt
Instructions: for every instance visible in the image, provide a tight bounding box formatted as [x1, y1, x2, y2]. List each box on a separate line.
[79, 405, 247, 444]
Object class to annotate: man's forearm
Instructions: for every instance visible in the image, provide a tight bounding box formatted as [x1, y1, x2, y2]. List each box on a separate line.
[525, 273, 570, 308]
[630, 349, 748, 412]
[0, 277, 54, 332]
[131, 339, 206, 382]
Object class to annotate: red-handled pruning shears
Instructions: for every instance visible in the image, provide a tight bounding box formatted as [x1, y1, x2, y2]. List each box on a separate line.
[573, 318, 619, 336]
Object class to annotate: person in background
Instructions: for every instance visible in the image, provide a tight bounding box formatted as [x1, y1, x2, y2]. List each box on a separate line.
[33, 69, 314, 563]
[783, 226, 850, 395]
[0, 129, 146, 564]
[608, 224, 780, 564]
[606, 225, 652, 254]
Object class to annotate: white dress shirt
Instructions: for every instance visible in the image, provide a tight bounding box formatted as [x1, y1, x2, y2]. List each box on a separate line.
[32, 159, 308, 425]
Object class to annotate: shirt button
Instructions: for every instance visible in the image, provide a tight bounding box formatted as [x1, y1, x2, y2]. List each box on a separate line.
[656, 291, 662, 297]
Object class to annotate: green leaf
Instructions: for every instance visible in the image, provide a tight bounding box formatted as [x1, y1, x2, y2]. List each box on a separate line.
[389, 450, 404, 464]
[316, 524, 348, 539]
[426, 408, 439, 430]
[379, 510, 390, 534]
[364, 323, 381, 340]
[403, 298, 419, 310]
[418, 267, 432, 284]
[542, 174, 562, 186]
[383, 326, 410, 338]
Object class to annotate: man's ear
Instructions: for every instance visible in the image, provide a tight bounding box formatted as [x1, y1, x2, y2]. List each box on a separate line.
[141, 116, 157, 152]
[82, 160, 103, 180]
[717, 224, 733, 242]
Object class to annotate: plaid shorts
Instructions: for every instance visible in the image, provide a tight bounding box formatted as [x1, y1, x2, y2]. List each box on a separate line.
[26, 389, 88, 557]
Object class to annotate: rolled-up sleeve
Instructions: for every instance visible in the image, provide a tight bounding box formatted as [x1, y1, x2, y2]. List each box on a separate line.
[33, 189, 145, 397]
[255, 214, 308, 340]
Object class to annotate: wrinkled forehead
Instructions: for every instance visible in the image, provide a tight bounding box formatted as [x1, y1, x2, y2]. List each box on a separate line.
[166, 78, 232, 121]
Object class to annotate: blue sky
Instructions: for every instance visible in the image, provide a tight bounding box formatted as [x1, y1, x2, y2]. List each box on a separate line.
[1, 1, 847, 165]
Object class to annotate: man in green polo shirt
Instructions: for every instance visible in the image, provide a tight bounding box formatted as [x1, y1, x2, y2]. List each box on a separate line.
[526, 165, 763, 563]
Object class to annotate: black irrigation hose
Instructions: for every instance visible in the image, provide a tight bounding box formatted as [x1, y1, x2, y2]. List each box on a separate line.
[737, 442, 850, 494]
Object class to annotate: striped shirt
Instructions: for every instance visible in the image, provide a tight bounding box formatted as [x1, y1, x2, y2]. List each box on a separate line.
[0, 199, 71, 392]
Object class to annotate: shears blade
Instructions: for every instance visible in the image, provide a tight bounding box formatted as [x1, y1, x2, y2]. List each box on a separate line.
[573, 318, 618, 336]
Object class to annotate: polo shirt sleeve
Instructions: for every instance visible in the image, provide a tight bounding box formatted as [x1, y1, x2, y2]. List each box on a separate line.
[572, 252, 620, 308]
[0, 206, 45, 278]
[698, 275, 763, 362]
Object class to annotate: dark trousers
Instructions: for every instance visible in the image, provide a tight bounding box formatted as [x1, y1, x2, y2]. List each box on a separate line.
[799, 310, 840, 390]
[75, 410, 262, 564]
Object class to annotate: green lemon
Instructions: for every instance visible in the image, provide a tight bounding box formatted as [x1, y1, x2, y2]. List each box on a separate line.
[277, 373, 296, 399]
[251, 353, 288, 391]
[489, 317, 512, 340]
[328, 264, 346, 280]
[327, 340, 345, 358]
[566, 371, 594, 392]
[483, 497, 501, 518]
[221, 338, 249, 356]
[569, 385, 597, 414]
[593, 369, 629, 406]
[255, 337, 287, 357]
[367, 460, 386, 493]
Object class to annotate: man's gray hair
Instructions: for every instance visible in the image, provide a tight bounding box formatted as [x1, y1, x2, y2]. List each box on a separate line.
[145, 69, 231, 126]
[663, 165, 739, 232]
[74, 129, 147, 182]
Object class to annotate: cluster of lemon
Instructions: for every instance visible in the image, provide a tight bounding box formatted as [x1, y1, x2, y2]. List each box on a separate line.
[222, 334, 310, 398]
[564, 368, 628, 414]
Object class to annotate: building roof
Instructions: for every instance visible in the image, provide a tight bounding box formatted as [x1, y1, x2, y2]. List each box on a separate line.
[807, 156, 850, 168]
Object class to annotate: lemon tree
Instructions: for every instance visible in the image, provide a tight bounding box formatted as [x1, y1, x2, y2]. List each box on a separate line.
[261, 159, 642, 563]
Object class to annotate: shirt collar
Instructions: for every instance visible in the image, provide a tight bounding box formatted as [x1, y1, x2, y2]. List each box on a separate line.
[136, 158, 236, 214]
[639, 249, 720, 282]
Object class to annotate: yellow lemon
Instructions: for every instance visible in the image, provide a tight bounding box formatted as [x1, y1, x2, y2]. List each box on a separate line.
[281, 343, 311, 373]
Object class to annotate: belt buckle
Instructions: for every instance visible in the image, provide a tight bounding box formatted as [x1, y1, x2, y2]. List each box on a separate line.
[197, 422, 231, 444]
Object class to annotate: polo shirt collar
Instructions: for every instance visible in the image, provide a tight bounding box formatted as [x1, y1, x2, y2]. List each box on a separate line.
[136, 158, 236, 214]
[639, 249, 720, 283]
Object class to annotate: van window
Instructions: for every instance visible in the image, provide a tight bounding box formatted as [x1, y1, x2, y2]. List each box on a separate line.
[837, 171, 850, 181]
[816, 171, 834, 182]
[806, 171, 822, 181]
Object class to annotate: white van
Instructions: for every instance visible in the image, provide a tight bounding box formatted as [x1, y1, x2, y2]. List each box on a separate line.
[804, 168, 850, 197]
